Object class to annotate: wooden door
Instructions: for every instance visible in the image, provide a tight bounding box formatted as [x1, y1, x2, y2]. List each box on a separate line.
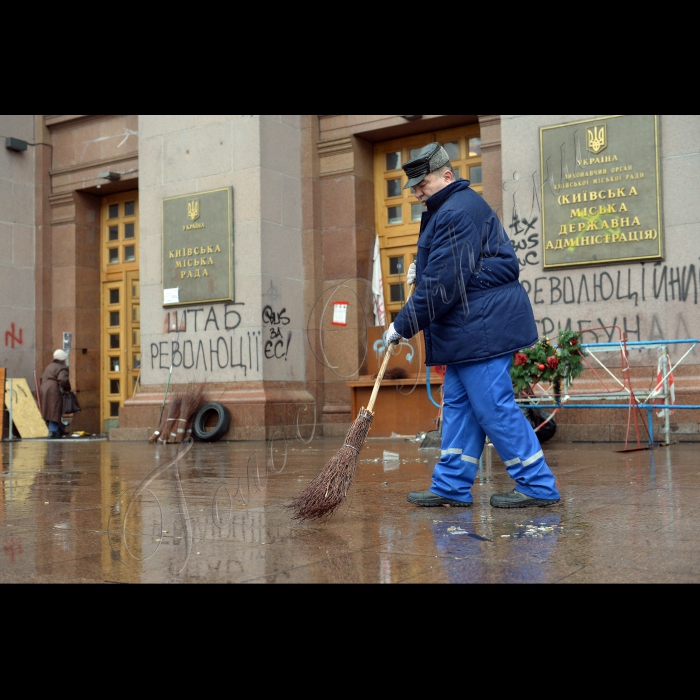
[100, 191, 139, 432]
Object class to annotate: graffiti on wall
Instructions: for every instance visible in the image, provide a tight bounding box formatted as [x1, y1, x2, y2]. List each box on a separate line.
[262, 305, 291, 361]
[503, 170, 545, 269]
[4, 323, 23, 348]
[150, 302, 260, 375]
[508, 211, 539, 268]
[521, 263, 698, 308]
[149, 299, 298, 374]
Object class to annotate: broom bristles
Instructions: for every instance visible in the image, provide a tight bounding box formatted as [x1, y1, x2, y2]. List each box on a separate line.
[159, 396, 182, 443]
[148, 404, 169, 443]
[289, 408, 373, 521]
[148, 382, 209, 444]
[149, 402, 173, 443]
[174, 382, 208, 443]
[149, 377, 175, 443]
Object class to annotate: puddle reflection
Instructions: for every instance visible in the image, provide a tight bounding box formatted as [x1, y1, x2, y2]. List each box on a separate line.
[2, 437, 700, 583]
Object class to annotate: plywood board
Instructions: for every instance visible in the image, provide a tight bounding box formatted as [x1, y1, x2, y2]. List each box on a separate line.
[4, 377, 49, 438]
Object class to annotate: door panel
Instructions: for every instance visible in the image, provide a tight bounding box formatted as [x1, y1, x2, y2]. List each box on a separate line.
[101, 191, 139, 432]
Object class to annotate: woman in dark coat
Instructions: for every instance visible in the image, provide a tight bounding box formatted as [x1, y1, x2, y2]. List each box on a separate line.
[40, 349, 71, 438]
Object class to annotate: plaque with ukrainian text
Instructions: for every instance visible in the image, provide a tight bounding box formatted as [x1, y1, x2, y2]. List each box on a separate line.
[162, 187, 234, 305]
[539, 115, 662, 269]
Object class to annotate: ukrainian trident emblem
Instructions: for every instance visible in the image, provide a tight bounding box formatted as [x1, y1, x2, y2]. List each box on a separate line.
[187, 199, 200, 221]
[587, 124, 606, 154]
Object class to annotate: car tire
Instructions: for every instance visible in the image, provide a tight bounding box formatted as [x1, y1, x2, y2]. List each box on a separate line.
[192, 402, 231, 442]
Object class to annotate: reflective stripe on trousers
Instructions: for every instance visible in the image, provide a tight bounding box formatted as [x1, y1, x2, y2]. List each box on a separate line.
[430, 353, 560, 502]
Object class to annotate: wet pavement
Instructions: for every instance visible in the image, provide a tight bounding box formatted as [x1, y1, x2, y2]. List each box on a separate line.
[1, 434, 699, 583]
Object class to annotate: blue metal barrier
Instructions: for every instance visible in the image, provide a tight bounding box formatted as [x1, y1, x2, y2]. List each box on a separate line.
[425, 339, 698, 445]
[517, 338, 700, 446]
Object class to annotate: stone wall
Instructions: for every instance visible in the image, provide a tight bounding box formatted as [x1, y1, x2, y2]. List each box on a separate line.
[0, 116, 37, 381]
[501, 115, 700, 350]
[120, 115, 311, 439]
[42, 115, 139, 434]
[501, 115, 700, 440]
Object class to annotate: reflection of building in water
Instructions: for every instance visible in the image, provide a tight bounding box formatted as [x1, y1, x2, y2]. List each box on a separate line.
[0, 441, 148, 581]
[1, 115, 698, 444]
[0, 443, 42, 572]
[103, 466, 150, 583]
[127, 447, 275, 581]
[1, 441, 47, 503]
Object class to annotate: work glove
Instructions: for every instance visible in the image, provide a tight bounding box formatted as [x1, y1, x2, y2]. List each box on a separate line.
[386, 322, 402, 343]
[406, 261, 416, 286]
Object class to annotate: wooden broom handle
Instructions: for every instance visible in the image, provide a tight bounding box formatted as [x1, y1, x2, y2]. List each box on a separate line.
[366, 282, 416, 413]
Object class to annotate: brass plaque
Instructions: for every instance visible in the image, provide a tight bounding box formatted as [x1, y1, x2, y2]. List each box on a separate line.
[162, 187, 233, 305]
[540, 115, 662, 269]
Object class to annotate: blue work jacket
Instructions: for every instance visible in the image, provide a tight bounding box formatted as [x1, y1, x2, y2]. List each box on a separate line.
[393, 179, 538, 366]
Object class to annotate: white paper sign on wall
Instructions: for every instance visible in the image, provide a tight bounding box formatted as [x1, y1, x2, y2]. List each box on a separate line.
[332, 301, 348, 326]
[163, 287, 180, 304]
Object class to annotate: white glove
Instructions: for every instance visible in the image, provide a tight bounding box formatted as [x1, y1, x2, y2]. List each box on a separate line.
[386, 322, 402, 343]
[406, 261, 416, 285]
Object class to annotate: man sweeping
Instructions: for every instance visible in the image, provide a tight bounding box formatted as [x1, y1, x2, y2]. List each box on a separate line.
[387, 142, 560, 508]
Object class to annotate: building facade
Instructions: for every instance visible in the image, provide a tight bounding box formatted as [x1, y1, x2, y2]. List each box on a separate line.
[1, 115, 698, 442]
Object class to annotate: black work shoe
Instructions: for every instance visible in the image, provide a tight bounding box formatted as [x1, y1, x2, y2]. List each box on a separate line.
[407, 490, 471, 507]
[490, 489, 560, 508]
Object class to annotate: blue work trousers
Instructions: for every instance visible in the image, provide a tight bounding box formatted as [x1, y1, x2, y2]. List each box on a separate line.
[430, 354, 560, 503]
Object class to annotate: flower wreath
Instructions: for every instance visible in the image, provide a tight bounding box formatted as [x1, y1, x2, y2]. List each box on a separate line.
[510, 329, 586, 399]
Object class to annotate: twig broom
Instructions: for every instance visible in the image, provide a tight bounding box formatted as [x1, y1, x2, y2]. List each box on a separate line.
[289, 283, 415, 522]
[159, 395, 183, 444]
[149, 364, 174, 443]
[172, 381, 208, 443]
